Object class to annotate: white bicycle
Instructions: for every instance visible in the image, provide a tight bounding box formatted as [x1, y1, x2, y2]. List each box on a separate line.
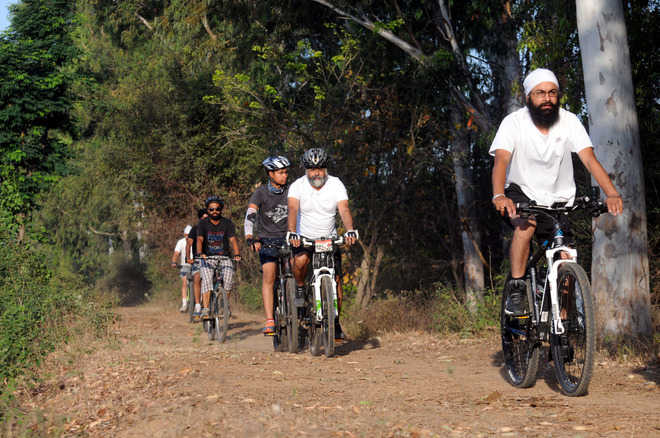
[500, 193, 608, 396]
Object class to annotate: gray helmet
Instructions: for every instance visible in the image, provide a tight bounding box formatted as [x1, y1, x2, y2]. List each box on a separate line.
[301, 148, 329, 169]
[262, 155, 290, 171]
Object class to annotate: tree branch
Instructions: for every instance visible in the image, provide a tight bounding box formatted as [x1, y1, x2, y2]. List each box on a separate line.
[89, 226, 118, 237]
[202, 14, 217, 40]
[135, 13, 153, 31]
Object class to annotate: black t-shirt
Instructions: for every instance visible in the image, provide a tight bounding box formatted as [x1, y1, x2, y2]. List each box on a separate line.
[248, 185, 288, 238]
[197, 217, 236, 256]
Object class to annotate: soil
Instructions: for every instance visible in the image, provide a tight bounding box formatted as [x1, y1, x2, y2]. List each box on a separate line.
[11, 301, 660, 437]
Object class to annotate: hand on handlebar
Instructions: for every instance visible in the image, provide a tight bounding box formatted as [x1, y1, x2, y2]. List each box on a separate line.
[493, 195, 517, 218]
[605, 195, 623, 216]
[343, 229, 359, 247]
[286, 231, 300, 248]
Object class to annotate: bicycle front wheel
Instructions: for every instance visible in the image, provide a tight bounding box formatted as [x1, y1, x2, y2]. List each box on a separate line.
[215, 288, 229, 343]
[187, 279, 195, 323]
[500, 278, 540, 388]
[285, 278, 299, 353]
[551, 263, 595, 396]
[321, 276, 335, 357]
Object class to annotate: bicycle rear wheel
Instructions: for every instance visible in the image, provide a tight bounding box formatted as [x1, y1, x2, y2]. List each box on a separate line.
[500, 278, 540, 388]
[285, 278, 299, 353]
[321, 276, 335, 357]
[272, 282, 288, 352]
[550, 263, 594, 396]
[215, 287, 229, 343]
[187, 277, 195, 323]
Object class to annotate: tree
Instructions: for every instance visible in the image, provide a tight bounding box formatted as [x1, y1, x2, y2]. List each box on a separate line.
[576, 0, 652, 338]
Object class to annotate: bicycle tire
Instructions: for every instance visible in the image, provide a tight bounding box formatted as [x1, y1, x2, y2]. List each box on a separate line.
[285, 278, 299, 353]
[550, 263, 594, 396]
[272, 282, 288, 352]
[187, 278, 195, 323]
[321, 276, 335, 357]
[215, 287, 229, 343]
[500, 278, 540, 388]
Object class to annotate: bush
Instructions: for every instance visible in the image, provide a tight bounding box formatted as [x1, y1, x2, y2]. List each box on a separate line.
[347, 286, 500, 338]
[0, 235, 83, 389]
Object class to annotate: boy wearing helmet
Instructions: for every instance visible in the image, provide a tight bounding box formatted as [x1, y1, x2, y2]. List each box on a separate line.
[287, 148, 358, 341]
[196, 196, 241, 318]
[245, 155, 291, 335]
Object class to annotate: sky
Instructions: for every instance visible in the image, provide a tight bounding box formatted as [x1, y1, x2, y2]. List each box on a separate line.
[0, 0, 17, 32]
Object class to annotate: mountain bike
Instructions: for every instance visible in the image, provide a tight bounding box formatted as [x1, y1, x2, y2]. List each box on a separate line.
[198, 256, 232, 343]
[500, 192, 607, 396]
[258, 240, 298, 353]
[297, 235, 346, 358]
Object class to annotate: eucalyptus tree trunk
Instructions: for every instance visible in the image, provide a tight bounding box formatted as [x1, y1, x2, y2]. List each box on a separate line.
[450, 108, 484, 311]
[576, 0, 651, 338]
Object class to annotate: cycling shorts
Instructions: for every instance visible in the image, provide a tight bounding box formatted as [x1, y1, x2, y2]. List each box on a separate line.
[179, 264, 191, 278]
[258, 237, 285, 265]
[505, 183, 571, 242]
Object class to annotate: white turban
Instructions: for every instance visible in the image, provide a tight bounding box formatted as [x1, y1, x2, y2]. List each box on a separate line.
[523, 68, 559, 96]
[184, 225, 192, 235]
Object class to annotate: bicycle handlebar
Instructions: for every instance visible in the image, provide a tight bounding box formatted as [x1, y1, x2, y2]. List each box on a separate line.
[515, 195, 608, 218]
[300, 236, 345, 247]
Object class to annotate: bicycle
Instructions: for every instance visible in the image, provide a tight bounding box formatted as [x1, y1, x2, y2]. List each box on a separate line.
[257, 240, 298, 353]
[500, 191, 607, 396]
[197, 256, 232, 343]
[296, 235, 348, 358]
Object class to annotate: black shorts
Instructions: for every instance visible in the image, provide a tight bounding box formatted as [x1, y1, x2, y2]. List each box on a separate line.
[292, 244, 342, 277]
[504, 183, 571, 242]
[258, 237, 285, 265]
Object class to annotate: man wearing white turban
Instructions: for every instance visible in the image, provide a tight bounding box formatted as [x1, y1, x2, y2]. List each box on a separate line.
[488, 68, 623, 316]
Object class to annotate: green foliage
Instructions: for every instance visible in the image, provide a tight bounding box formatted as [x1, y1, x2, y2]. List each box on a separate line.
[0, 230, 84, 389]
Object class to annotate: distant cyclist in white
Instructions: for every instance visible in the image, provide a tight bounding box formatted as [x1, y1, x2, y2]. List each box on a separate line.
[287, 148, 358, 341]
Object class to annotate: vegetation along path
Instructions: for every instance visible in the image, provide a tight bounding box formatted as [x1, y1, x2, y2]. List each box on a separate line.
[15, 302, 659, 437]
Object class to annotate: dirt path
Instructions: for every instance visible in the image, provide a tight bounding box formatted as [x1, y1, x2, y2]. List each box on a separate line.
[14, 302, 659, 437]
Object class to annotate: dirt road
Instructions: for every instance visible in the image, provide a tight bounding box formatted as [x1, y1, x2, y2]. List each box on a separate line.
[15, 302, 659, 437]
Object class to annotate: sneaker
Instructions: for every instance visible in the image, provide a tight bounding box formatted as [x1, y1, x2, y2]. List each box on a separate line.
[504, 279, 527, 317]
[201, 307, 210, 318]
[334, 319, 346, 342]
[179, 300, 188, 313]
[263, 319, 276, 336]
[294, 286, 305, 307]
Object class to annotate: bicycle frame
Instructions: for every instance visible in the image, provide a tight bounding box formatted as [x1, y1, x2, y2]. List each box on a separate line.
[301, 237, 343, 323]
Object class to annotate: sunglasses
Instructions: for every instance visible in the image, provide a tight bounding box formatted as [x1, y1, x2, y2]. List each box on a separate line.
[207, 207, 222, 212]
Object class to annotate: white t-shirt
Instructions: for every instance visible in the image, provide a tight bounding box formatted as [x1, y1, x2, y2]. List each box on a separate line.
[489, 107, 593, 206]
[288, 175, 349, 238]
[174, 237, 190, 266]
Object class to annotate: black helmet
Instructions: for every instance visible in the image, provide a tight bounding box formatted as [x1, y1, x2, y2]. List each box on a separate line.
[301, 148, 329, 169]
[204, 195, 224, 208]
[262, 155, 290, 171]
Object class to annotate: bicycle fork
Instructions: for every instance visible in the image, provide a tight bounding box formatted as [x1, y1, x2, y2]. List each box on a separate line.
[312, 267, 338, 323]
[545, 246, 577, 336]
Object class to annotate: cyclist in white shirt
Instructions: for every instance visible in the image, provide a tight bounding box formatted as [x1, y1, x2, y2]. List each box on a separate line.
[490, 68, 623, 316]
[287, 148, 358, 340]
[171, 225, 192, 312]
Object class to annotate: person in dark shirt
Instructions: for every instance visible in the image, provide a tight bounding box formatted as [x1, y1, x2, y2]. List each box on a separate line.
[244, 156, 290, 335]
[196, 196, 241, 317]
[186, 208, 208, 318]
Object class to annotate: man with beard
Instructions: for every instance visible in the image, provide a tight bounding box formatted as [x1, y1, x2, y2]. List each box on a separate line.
[196, 196, 241, 318]
[287, 148, 358, 341]
[490, 68, 623, 316]
[244, 155, 291, 335]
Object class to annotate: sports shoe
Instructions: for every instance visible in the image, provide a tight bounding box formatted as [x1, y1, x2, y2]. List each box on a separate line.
[334, 318, 346, 342]
[179, 299, 188, 313]
[294, 285, 305, 307]
[201, 307, 210, 318]
[504, 279, 527, 317]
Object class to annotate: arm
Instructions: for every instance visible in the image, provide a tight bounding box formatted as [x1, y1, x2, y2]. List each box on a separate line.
[337, 200, 356, 246]
[197, 235, 205, 258]
[287, 196, 300, 246]
[577, 147, 623, 215]
[185, 237, 193, 264]
[244, 202, 260, 251]
[229, 236, 241, 261]
[491, 149, 516, 217]
[171, 250, 180, 267]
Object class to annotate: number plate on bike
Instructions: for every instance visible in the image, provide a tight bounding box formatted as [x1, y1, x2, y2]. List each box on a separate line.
[314, 239, 333, 253]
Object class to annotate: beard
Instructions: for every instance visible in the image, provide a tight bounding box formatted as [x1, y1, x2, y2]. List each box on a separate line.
[308, 174, 327, 188]
[209, 211, 221, 220]
[527, 98, 560, 129]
